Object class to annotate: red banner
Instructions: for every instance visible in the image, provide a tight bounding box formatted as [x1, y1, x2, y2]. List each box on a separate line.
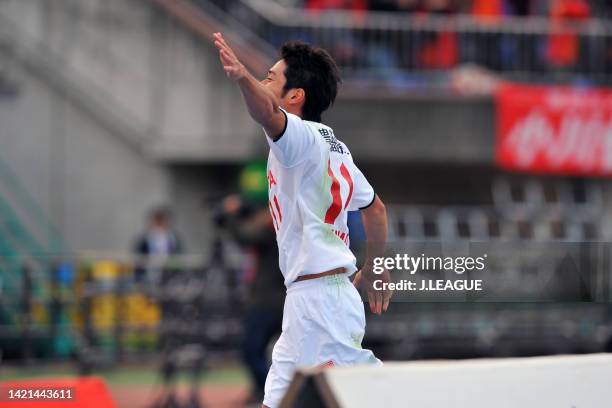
[496, 84, 612, 177]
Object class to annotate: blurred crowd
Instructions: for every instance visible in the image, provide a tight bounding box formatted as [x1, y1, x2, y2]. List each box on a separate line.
[271, 0, 612, 87]
[299, 0, 611, 19]
[199, 0, 612, 88]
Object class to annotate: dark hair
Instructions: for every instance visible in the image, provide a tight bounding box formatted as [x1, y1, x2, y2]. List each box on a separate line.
[150, 206, 171, 222]
[280, 41, 341, 122]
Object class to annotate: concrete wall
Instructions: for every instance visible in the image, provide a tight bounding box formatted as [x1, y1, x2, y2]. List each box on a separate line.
[0, 0, 264, 161]
[327, 95, 495, 165]
[0, 67, 170, 252]
[0, 0, 267, 251]
[167, 164, 245, 255]
[0, 0, 497, 165]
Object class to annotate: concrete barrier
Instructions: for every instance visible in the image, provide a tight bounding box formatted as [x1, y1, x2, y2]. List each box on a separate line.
[281, 353, 612, 408]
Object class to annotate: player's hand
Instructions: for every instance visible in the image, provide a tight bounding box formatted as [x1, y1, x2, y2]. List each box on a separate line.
[353, 265, 393, 315]
[212, 32, 247, 81]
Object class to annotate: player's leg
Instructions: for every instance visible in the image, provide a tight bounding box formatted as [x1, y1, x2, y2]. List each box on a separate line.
[262, 334, 294, 408]
[262, 276, 379, 406]
[314, 274, 381, 367]
[262, 291, 311, 408]
[341, 277, 382, 365]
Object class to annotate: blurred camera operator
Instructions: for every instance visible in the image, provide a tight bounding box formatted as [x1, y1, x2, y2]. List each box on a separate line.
[220, 162, 285, 405]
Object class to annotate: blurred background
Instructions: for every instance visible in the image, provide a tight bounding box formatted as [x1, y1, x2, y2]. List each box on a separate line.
[0, 0, 611, 407]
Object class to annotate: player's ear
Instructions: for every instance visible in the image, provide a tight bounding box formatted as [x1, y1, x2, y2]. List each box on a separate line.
[289, 88, 305, 106]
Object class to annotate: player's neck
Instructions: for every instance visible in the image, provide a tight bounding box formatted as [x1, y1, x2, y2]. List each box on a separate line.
[283, 105, 302, 119]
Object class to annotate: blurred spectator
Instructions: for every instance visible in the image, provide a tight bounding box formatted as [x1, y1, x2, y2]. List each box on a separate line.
[506, 0, 531, 16]
[471, 0, 517, 70]
[305, 0, 367, 12]
[222, 162, 285, 405]
[191, 0, 612, 86]
[546, 0, 591, 69]
[422, 0, 456, 14]
[471, 0, 504, 22]
[135, 207, 182, 257]
[418, 0, 459, 69]
[133, 207, 183, 282]
[369, 0, 421, 11]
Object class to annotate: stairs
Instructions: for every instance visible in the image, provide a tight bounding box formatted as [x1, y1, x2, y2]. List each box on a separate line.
[0, 4, 156, 153]
[0, 154, 67, 358]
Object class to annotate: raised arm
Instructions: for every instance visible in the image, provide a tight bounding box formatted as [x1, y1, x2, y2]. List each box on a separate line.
[353, 195, 393, 315]
[212, 32, 286, 139]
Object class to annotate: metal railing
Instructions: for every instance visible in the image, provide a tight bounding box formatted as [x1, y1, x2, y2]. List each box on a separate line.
[0, 253, 245, 364]
[197, 0, 612, 86]
[1, 243, 611, 364]
[0, 157, 67, 255]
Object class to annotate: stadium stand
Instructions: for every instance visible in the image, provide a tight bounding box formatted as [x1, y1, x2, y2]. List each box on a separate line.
[194, 0, 612, 86]
[0, 2, 610, 406]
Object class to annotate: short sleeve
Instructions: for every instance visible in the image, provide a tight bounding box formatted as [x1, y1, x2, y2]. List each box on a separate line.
[348, 164, 375, 211]
[264, 108, 316, 167]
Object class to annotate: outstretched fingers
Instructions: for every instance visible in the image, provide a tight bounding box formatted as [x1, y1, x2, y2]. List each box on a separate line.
[383, 291, 390, 312]
[219, 49, 234, 66]
[213, 33, 237, 59]
[354, 271, 389, 315]
[367, 291, 376, 314]
[215, 42, 234, 63]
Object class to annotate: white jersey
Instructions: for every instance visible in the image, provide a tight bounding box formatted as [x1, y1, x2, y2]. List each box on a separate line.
[265, 109, 375, 286]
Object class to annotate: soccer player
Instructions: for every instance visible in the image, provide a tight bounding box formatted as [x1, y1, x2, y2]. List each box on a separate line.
[213, 32, 392, 408]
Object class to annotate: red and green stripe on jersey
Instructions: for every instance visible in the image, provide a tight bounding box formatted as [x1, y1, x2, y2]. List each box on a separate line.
[267, 159, 355, 233]
[324, 159, 353, 225]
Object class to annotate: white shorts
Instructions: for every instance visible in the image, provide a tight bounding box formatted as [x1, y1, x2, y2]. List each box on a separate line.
[263, 273, 381, 408]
